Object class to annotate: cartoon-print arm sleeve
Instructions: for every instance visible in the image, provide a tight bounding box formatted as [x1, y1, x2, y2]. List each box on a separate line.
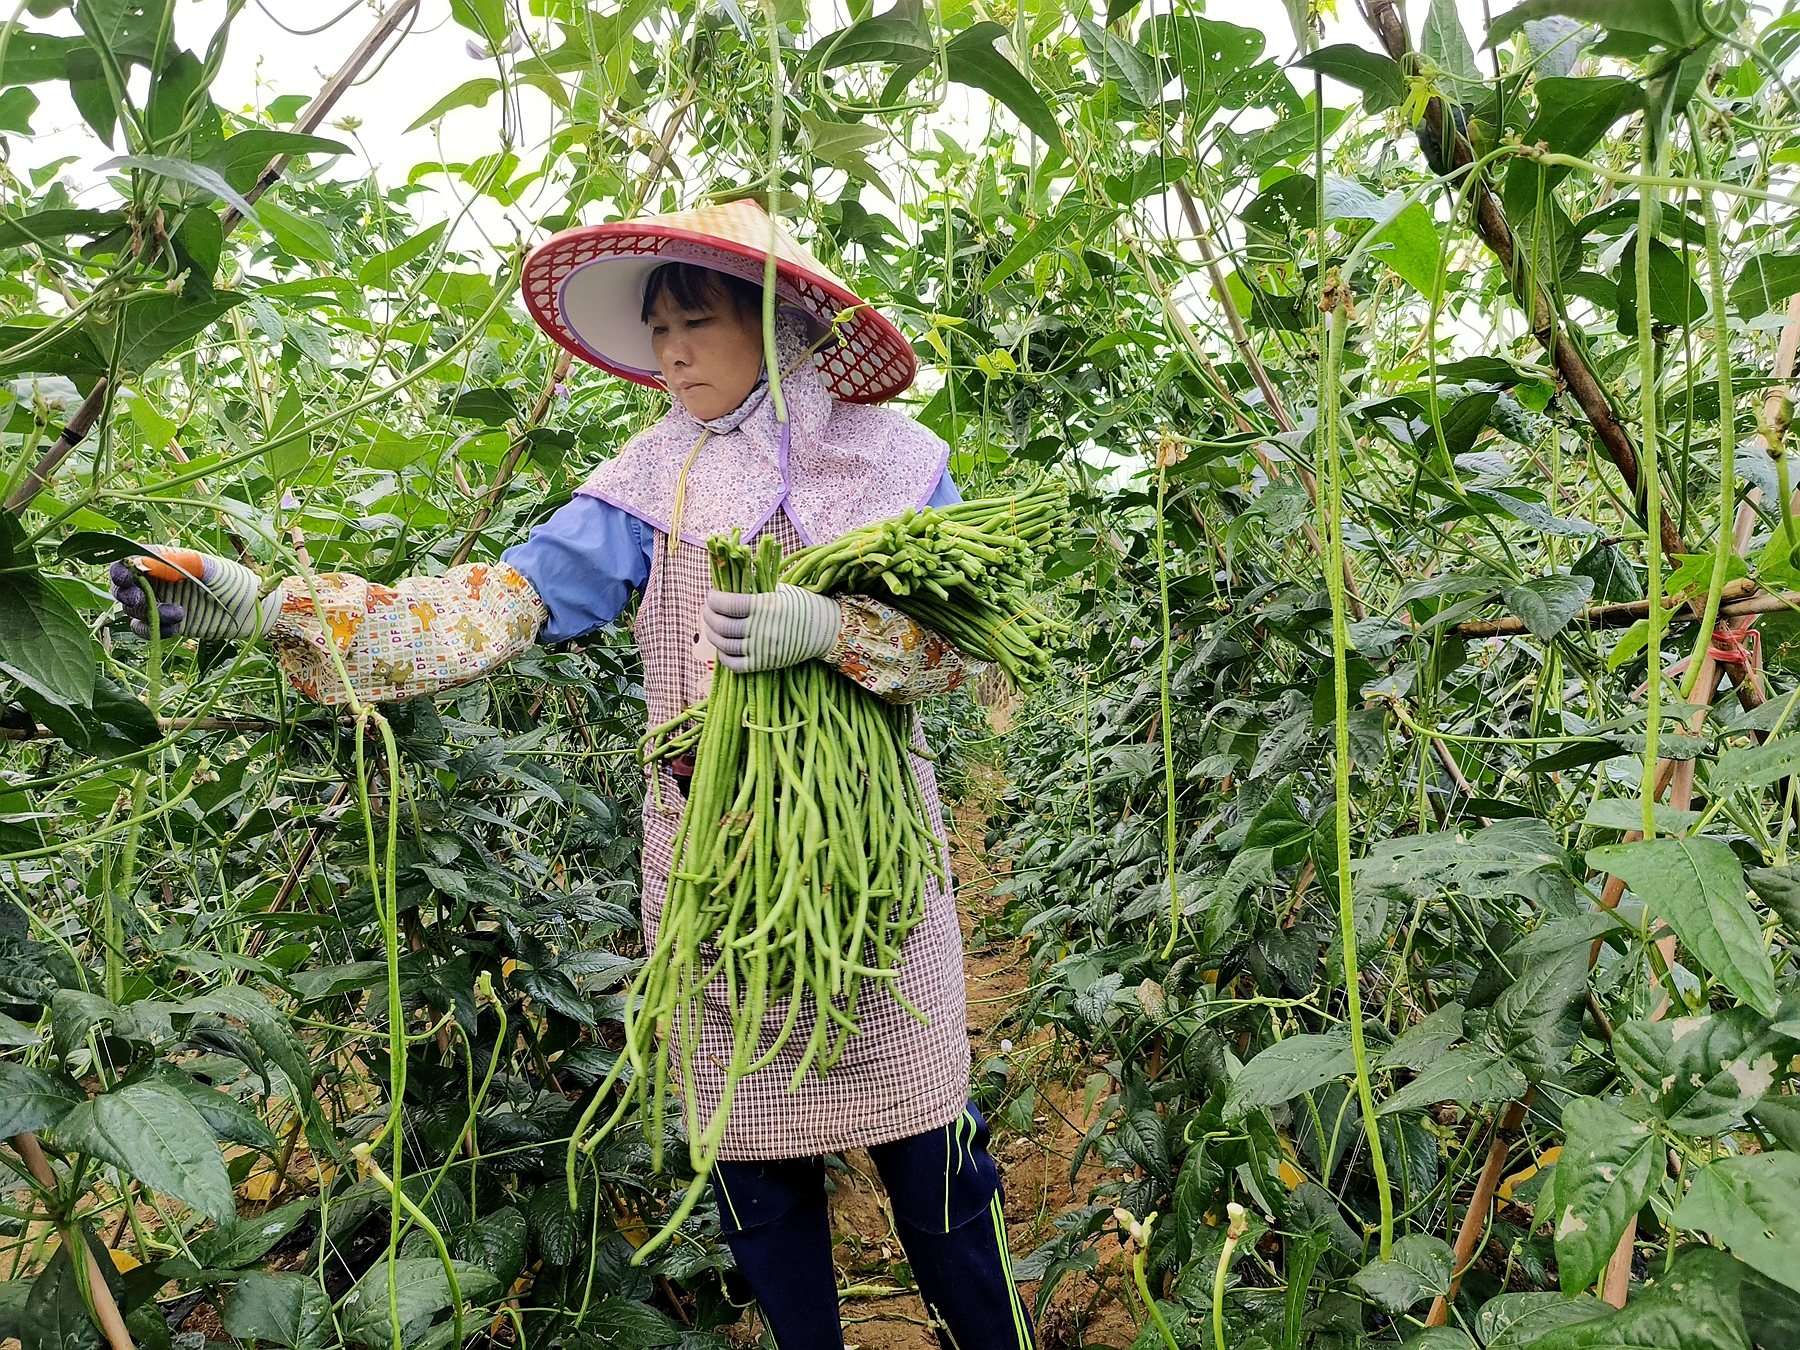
[265, 563, 549, 707]
[827, 594, 984, 704]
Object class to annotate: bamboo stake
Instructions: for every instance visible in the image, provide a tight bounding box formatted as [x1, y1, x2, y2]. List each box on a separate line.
[1426, 1098, 1528, 1324]
[1359, 0, 1686, 561]
[1173, 180, 1298, 436]
[1449, 578, 1786, 637]
[1423, 245, 1800, 1328]
[447, 82, 697, 568]
[221, 0, 421, 232]
[11, 1132, 135, 1350]
[1592, 291, 1800, 1305]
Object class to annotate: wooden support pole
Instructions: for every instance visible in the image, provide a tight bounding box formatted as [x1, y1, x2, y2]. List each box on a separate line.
[1425, 1098, 1528, 1325]
[11, 1133, 135, 1350]
[1360, 0, 1685, 561]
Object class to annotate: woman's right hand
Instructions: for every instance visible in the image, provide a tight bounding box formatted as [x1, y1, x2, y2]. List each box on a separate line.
[110, 548, 280, 642]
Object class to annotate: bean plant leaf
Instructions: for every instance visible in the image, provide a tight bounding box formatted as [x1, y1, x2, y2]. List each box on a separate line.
[1422, 0, 1485, 105]
[1545, 1095, 1660, 1295]
[1499, 574, 1594, 640]
[1379, 1043, 1528, 1115]
[101, 152, 257, 220]
[1381, 1003, 1463, 1070]
[1617, 233, 1707, 331]
[1476, 1291, 1614, 1349]
[1748, 863, 1800, 936]
[0, 568, 94, 708]
[457, 1207, 529, 1288]
[0, 207, 126, 250]
[54, 1078, 236, 1221]
[1615, 1008, 1787, 1134]
[1527, 76, 1645, 158]
[1156, 16, 1270, 118]
[145, 1063, 279, 1151]
[0, 30, 87, 84]
[1487, 0, 1707, 49]
[1730, 253, 1800, 315]
[1352, 1232, 1454, 1311]
[1671, 1152, 1800, 1293]
[1295, 44, 1404, 112]
[576, 1299, 685, 1347]
[202, 129, 352, 191]
[358, 220, 448, 286]
[0, 1062, 82, 1138]
[806, 11, 932, 70]
[1582, 798, 1699, 834]
[1368, 202, 1443, 295]
[407, 78, 502, 133]
[1588, 838, 1778, 1017]
[1713, 737, 1800, 791]
[946, 23, 1062, 148]
[337, 1258, 501, 1347]
[1241, 778, 1311, 868]
[117, 290, 249, 372]
[223, 1270, 331, 1349]
[20, 1242, 127, 1350]
[195, 1196, 317, 1270]
[1225, 1029, 1353, 1117]
[256, 196, 336, 262]
[1741, 1266, 1800, 1350]
[56, 529, 152, 565]
[1488, 943, 1588, 1082]
[1525, 1246, 1753, 1349]
[1076, 17, 1160, 108]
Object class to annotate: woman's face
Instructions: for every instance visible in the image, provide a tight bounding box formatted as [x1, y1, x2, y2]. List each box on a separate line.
[647, 287, 764, 422]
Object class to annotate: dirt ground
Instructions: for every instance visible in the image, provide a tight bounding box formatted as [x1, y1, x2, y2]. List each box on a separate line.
[805, 765, 1140, 1350]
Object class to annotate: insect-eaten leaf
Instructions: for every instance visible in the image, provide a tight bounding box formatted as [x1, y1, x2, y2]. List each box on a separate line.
[1544, 1095, 1659, 1295]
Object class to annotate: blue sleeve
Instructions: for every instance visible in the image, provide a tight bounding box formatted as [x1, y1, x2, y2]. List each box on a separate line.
[926, 469, 961, 507]
[501, 496, 655, 643]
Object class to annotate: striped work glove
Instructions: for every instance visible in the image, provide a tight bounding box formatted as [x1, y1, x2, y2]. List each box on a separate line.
[110, 548, 280, 641]
[701, 584, 842, 673]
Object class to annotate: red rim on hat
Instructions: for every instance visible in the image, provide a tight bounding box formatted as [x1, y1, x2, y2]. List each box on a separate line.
[520, 198, 917, 404]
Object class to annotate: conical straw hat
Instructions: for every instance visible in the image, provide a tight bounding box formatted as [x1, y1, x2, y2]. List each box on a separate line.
[520, 198, 917, 403]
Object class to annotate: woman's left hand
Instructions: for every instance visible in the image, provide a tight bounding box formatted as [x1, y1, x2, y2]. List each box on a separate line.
[701, 584, 841, 672]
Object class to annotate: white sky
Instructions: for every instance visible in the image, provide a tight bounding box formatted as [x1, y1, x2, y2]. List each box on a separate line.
[12, 0, 1502, 257]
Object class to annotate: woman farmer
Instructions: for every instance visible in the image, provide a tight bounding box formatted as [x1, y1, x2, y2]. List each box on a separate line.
[110, 201, 1036, 1350]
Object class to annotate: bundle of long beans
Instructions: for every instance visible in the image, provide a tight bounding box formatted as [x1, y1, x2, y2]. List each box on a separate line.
[571, 533, 942, 1259]
[779, 484, 1068, 686]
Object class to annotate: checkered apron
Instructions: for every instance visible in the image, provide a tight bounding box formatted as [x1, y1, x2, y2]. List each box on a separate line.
[634, 513, 971, 1160]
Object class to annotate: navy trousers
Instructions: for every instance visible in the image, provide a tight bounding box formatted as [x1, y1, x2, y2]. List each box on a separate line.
[712, 1102, 1036, 1350]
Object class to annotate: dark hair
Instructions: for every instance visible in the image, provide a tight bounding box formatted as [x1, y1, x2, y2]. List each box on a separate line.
[640, 262, 764, 324]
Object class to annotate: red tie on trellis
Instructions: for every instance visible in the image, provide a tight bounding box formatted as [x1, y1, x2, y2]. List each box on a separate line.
[1643, 614, 1763, 697]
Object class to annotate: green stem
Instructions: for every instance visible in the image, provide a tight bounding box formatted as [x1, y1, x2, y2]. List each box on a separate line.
[1212, 1203, 1247, 1350]
[1130, 1213, 1178, 1350]
[761, 0, 787, 428]
[1638, 123, 1664, 839]
[1322, 293, 1394, 1260]
[1679, 114, 1737, 704]
[1156, 462, 1179, 960]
